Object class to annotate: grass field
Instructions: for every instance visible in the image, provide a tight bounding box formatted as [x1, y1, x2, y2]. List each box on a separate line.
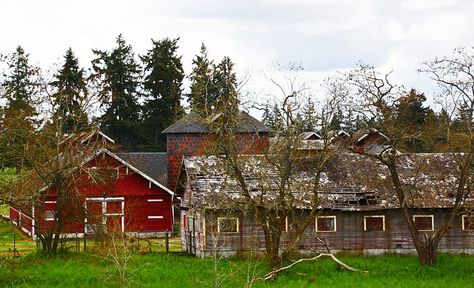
[0, 221, 36, 257]
[0, 221, 473, 287]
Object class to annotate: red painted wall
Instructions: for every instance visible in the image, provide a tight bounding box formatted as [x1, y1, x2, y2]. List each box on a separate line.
[166, 133, 270, 190]
[10, 153, 173, 236]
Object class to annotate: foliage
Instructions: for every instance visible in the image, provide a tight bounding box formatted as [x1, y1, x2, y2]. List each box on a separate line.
[141, 37, 185, 151]
[0, 46, 40, 170]
[188, 43, 214, 117]
[92, 34, 142, 150]
[50, 48, 89, 134]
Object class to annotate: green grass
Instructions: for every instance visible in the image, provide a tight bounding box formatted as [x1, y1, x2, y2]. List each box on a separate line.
[0, 221, 473, 287]
[0, 221, 36, 256]
[0, 204, 9, 216]
[0, 252, 473, 287]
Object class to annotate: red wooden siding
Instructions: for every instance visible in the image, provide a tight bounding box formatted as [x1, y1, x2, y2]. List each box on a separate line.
[9, 152, 173, 238]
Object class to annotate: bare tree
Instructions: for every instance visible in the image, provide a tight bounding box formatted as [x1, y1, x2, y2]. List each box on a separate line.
[341, 62, 474, 265]
[206, 66, 347, 268]
[0, 77, 114, 255]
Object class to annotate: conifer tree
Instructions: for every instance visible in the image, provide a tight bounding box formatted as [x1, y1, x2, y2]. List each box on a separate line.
[301, 97, 317, 132]
[141, 37, 184, 151]
[91, 34, 142, 150]
[188, 43, 214, 117]
[212, 56, 239, 115]
[50, 48, 89, 134]
[0, 46, 39, 171]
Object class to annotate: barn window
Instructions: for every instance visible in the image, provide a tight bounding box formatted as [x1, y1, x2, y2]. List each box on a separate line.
[217, 217, 239, 233]
[88, 167, 119, 180]
[315, 216, 336, 232]
[280, 217, 288, 232]
[413, 215, 434, 231]
[44, 210, 55, 221]
[364, 215, 385, 231]
[462, 215, 474, 231]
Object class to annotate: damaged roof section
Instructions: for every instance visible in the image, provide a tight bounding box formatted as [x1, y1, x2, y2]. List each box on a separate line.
[183, 153, 472, 211]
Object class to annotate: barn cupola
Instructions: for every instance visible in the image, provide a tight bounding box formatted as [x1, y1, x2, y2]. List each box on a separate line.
[162, 110, 272, 192]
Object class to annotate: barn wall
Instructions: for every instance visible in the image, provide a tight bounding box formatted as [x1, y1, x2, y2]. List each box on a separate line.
[188, 209, 474, 257]
[10, 153, 173, 239]
[167, 133, 270, 190]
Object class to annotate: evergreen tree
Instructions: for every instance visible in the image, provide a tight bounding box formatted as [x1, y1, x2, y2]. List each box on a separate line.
[92, 34, 142, 150]
[188, 43, 214, 117]
[211, 56, 239, 115]
[328, 106, 342, 131]
[0, 46, 39, 170]
[301, 97, 317, 132]
[141, 37, 184, 151]
[394, 89, 431, 152]
[50, 48, 89, 134]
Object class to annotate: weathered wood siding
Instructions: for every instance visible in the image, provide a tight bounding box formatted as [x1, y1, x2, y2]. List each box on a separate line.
[182, 209, 474, 257]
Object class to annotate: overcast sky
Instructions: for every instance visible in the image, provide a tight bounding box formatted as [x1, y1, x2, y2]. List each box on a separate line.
[2, 0, 474, 107]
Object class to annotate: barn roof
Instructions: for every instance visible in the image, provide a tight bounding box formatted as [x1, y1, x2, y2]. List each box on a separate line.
[299, 132, 322, 140]
[162, 111, 272, 134]
[182, 153, 472, 211]
[116, 152, 168, 186]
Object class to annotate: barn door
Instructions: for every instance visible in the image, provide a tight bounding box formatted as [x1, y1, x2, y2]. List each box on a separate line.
[105, 201, 124, 233]
[85, 197, 124, 234]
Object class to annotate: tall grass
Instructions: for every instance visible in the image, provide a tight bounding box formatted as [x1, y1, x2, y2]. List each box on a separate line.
[0, 252, 473, 288]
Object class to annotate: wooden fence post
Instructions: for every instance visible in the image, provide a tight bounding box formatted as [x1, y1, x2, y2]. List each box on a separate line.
[165, 230, 169, 254]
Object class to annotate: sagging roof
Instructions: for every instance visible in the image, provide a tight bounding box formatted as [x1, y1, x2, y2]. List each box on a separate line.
[182, 153, 472, 211]
[162, 111, 272, 134]
[117, 152, 168, 186]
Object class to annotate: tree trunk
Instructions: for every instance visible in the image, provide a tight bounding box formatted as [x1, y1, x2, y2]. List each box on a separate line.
[262, 221, 283, 269]
[414, 235, 439, 265]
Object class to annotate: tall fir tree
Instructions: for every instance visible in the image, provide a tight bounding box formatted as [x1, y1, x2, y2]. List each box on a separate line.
[50, 48, 89, 134]
[188, 43, 214, 117]
[211, 56, 239, 115]
[395, 89, 431, 152]
[0, 46, 39, 170]
[141, 37, 184, 151]
[301, 97, 317, 132]
[91, 34, 142, 150]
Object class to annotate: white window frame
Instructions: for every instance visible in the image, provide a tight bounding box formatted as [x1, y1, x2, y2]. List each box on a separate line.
[282, 216, 289, 232]
[315, 216, 336, 232]
[44, 210, 55, 221]
[217, 217, 240, 233]
[84, 197, 125, 233]
[462, 215, 474, 231]
[364, 215, 385, 231]
[413, 215, 434, 231]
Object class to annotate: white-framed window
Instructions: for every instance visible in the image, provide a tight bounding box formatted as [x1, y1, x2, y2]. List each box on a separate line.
[364, 215, 385, 231]
[44, 210, 55, 221]
[462, 215, 474, 231]
[413, 215, 434, 231]
[217, 217, 239, 233]
[280, 217, 289, 232]
[315, 216, 336, 232]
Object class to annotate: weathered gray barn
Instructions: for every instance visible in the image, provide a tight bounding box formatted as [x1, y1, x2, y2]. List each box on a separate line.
[178, 153, 474, 257]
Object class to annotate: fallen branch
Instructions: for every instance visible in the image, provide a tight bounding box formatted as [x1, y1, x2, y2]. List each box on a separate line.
[254, 253, 368, 281]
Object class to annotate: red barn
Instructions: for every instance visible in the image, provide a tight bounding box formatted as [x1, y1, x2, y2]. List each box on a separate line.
[9, 131, 173, 239]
